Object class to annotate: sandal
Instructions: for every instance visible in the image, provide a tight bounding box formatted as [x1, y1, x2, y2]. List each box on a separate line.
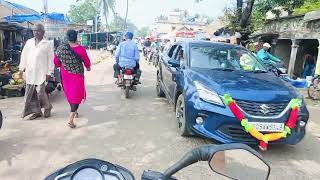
[67, 122, 76, 129]
[28, 113, 42, 120]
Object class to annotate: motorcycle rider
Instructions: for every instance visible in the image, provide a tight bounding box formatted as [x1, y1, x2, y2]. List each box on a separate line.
[257, 43, 281, 65]
[143, 38, 152, 57]
[113, 32, 141, 84]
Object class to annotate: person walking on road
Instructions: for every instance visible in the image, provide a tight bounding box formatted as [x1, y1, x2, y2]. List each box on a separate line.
[54, 30, 91, 128]
[19, 24, 54, 120]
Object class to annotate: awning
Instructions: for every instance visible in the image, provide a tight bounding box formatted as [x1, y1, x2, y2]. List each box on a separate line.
[4, 14, 42, 23]
[4, 13, 70, 24]
[176, 31, 195, 37]
[0, 22, 27, 31]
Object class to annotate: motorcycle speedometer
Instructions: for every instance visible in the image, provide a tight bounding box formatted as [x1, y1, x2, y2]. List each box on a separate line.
[71, 166, 104, 180]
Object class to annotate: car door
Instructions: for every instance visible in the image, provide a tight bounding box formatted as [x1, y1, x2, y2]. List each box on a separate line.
[167, 45, 183, 99]
[161, 44, 178, 100]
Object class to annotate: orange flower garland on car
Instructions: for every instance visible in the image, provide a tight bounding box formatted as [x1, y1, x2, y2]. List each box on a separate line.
[223, 94, 301, 151]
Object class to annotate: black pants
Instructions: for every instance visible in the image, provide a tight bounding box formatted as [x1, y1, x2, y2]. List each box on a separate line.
[113, 63, 141, 79]
[70, 104, 79, 112]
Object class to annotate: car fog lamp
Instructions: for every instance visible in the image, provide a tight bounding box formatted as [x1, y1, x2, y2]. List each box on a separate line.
[196, 117, 204, 124]
[299, 121, 306, 127]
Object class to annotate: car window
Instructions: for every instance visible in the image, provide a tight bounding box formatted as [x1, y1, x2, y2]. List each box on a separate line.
[174, 45, 185, 63]
[168, 45, 177, 58]
[189, 45, 266, 71]
[173, 46, 181, 59]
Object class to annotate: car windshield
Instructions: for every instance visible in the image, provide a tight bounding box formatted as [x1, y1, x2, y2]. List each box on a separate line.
[189, 44, 267, 72]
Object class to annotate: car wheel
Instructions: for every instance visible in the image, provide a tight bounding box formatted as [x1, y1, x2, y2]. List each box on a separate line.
[156, 74, 165, 97]
[0, 111, 2, 129]
[175, 94, 190, 136]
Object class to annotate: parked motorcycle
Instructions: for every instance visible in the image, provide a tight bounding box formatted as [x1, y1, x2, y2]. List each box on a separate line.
[117, 68, 138, 98]
[44, 143, 270, 180]
[308, 75, 320, 100]
[46, 67, 62, 94]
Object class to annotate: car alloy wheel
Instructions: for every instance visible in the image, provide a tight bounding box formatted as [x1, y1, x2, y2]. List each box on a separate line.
[175, 94, 190, 136]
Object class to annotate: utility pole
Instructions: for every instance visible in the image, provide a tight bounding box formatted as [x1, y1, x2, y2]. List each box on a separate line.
[43, 0, 48, 13]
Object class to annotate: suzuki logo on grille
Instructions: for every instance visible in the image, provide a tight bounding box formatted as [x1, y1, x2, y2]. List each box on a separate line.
[260, 104, 271, 114]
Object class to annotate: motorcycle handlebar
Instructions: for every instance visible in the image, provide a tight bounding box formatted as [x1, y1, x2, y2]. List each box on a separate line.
[163, 143, 269, 179]
[163, 145, 213, 178]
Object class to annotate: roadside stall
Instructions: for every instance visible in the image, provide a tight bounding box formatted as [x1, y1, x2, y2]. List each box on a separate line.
[0, 22, 29, 98]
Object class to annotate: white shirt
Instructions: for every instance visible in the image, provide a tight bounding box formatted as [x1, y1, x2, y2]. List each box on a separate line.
[19, 38, 54, 85]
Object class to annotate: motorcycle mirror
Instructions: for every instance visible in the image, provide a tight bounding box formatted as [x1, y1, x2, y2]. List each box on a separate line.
[209, 149, 270, 180]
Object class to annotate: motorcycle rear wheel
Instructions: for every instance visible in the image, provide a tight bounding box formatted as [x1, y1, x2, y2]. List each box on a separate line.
[124, 87, 130, 99]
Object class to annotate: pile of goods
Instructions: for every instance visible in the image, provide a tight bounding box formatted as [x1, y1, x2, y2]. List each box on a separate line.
[0, 63, 25, 97]
[9, 73, 24, 85]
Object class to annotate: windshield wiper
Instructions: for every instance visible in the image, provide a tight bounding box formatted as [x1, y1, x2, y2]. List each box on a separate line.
[251, 70, 268, 73]
[211, 68, 235, 72]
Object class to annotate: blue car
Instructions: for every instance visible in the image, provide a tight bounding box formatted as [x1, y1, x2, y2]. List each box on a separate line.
[156, 41, 309, 145]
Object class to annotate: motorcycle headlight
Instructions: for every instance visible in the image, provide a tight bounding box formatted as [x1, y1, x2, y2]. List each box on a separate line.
[194, 81, 225, 106]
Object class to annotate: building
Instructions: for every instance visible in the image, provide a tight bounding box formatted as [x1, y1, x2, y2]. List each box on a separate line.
[251, 10, 320, 78]
[0, 0, 38, 20]
[151, 9, 208, 39]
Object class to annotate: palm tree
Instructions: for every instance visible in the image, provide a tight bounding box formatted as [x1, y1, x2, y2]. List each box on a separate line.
[124, 0, 129, 31]
[98, 0, 116, 31]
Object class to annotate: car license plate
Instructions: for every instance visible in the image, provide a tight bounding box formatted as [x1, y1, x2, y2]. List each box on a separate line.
[123, 75, 133, 80]
[248, 122, 284, 132]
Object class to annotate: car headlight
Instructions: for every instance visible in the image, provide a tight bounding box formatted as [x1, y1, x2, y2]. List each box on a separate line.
[194, 81, 224, 106]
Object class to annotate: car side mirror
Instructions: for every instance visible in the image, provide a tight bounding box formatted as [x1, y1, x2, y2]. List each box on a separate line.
[168, 59, 180, 68]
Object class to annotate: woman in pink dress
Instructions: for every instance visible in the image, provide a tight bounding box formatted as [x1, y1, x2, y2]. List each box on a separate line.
[54, 30, 91, 128]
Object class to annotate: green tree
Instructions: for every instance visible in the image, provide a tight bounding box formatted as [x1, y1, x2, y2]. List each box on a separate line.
[69, 0, 98, 24]
[99, 0, 116, 31]
[250, 0, 306, 31]
[196, 0, 256, 30]
[136, 27, 150, 38]
[294, 0, 320, 14]
[73, 0, 116, 31]
[110, 16, 137, 32]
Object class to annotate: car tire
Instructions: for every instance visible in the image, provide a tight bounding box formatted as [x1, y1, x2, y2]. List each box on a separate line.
[0, 111, 2, 129]
[175, 94, 190, 136]
[156, 74, 165, 97]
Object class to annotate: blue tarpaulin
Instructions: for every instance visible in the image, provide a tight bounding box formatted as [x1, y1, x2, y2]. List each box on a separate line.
[42, 12, 70, 23]
[4, 14, 42, 23]
[4, 13, 70, 23]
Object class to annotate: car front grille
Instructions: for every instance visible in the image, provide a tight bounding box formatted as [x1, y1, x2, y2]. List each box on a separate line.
[235, 100, 289, 117]
[217, 124, 257, 143]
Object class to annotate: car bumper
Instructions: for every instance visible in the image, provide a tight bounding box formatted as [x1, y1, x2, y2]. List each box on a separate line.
[185, 97, 309, 145]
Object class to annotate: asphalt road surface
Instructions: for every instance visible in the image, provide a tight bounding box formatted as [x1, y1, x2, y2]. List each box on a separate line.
[0, 51, 320, 180]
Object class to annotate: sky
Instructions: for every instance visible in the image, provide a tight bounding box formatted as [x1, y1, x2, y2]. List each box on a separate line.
[8, 0, 231, 28]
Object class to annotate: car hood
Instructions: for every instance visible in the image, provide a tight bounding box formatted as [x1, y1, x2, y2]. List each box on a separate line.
[186, 68, 299, 102]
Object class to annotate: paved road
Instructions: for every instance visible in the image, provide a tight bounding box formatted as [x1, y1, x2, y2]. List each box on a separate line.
[0, 51, 320, 180]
